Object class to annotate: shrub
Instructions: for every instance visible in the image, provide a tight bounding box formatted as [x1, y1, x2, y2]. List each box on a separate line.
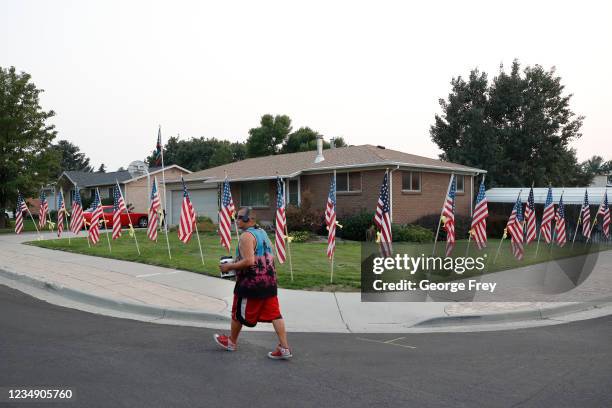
[413, 213, 472, 241]
[289, 230, 311, 243]
[196, 216, 216, 233]
[337, 210, 375, 241]
[286, 191, 324, 233]
[391, 224, 433, 243]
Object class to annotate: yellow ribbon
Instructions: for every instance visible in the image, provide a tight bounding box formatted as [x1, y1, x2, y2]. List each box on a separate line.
[128, 224, 135, 237]
[375, 231, 381, 243]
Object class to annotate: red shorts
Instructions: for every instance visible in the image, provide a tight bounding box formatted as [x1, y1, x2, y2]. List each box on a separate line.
[232, 295, 282, 327]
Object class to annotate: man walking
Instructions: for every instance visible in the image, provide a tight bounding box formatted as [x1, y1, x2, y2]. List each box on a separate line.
[215, 207, 292, 360]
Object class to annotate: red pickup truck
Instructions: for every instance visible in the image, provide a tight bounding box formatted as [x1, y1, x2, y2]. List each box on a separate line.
[83, 205, 149, 228]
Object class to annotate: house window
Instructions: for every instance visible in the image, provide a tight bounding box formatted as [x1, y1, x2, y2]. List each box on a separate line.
[288, 179, 299, 206]
[108, 187, 114, 198]
[90, 189, 96, 198]
[402, 171, 421, 191]
[456, 175, 464, 192]
[240, 181, 270, 207]
[336, 172, 361, 192]
[607, 175, 612, 186]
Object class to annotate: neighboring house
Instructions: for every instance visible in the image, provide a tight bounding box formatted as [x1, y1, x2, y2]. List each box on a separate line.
[29, 185, 57, 215]
[164, 139, 485, 226]
[56, 164, 191, 212]
[590, 173, 612, 188]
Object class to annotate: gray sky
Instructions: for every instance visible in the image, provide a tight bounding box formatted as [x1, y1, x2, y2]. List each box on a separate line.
[2, 0, 611, 171]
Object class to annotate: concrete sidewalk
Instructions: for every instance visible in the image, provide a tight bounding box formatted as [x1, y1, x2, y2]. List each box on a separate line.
[1, 232, 611, 333]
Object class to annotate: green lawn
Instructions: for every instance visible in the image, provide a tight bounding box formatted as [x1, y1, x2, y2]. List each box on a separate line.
[27, 231, 361, 291]
[27, 231, 610, 291]
[0, 218, 41, 234]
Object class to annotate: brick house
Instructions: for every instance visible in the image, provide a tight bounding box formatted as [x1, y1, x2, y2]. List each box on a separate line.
[165, 141, 485, 226]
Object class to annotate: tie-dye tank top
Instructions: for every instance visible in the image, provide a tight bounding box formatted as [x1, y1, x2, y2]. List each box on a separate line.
[233, 226, 278, 298]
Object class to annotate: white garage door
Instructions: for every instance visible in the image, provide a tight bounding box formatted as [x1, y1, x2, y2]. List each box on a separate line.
[170, 187, 218, 226]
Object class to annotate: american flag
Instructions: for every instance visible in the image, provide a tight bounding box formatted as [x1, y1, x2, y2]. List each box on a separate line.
[470, 180, 488, 249]
[524, 187, 537, 244]
[275, 177, 287, 263]
[441, 175, 456, 257]
[154, 127, 162, 166]
[112, 184, 127, 240]
[218, 177, 235, 252]
[507, 195, 525, 260]
[57, 190, 66, 238]
[89, 189, 103, 244]
[147, 178, 161, 241]
[325, 175, 337, 259]
[178, 178, 196, 244]
[15, 192, 27, 234]
[581, 189, 591, 239]
[541, 187, 555, 244]
[374, 171, 392, 257]
[39, 191, 48, 229]
[597, 190, 610, 238]
[555, 195, 567, 247]
[70, 188, 84, 234]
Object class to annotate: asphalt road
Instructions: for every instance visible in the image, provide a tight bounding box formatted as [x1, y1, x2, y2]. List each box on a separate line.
[1, 284, 611, 408]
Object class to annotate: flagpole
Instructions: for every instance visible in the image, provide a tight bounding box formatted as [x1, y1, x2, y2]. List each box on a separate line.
[19, 190, 42, 239]
[193, 210, 205, 265]
[117, 181, 140, 255]
[74, 184, 91, 248]
[158, 126, 172, 260]
[330, 169, 336, 284]
[571, 209, 581, 248]
[535, 228, 542, 257]
[550, 189, 564, 254]
[586, 189, 605, 244]
[494, 189, 522, 264]
[433, 173, 454, 256]
[98, 188, 112, 253]
[283, 177, 294, 282]
[225, 171, 241, 248]
[55, 189, 67, 241]
[61, 188, 71, 245]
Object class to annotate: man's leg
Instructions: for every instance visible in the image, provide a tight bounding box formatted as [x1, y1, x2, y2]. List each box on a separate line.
[272, 318, 289, 349]
[230, 318, 243, 344]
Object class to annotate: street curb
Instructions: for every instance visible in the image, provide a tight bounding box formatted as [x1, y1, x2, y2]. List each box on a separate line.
[413, 296, 612, 327]
[0, 268, 231, 325]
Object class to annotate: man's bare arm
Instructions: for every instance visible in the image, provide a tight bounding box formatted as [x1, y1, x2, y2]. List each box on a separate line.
[220, 233, 256, 272]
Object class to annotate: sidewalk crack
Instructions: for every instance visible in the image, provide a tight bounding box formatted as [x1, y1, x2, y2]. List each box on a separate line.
[333, 292, 352, 333]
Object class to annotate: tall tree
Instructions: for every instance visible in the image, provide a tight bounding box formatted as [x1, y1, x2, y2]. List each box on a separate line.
[581, 155, 608, 177]
[230, 141, 247, 162]
[146, 136, 247, 171]
[246, 114, 292, 157]
[50, 140, 93, 176]
[0, 66, 59, 227]
[282, 127, 323, 153]
[431, 61, 588, 187]
[281, 127, 348, 153]
[97, 163, 106, 173]
[209, 142, 234, 168]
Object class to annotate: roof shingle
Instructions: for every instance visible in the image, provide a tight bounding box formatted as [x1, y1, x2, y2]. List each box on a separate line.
[182, 144, 485, 183]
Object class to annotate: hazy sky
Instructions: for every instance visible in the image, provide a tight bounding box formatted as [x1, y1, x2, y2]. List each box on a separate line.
[2, 0, 611, 171]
